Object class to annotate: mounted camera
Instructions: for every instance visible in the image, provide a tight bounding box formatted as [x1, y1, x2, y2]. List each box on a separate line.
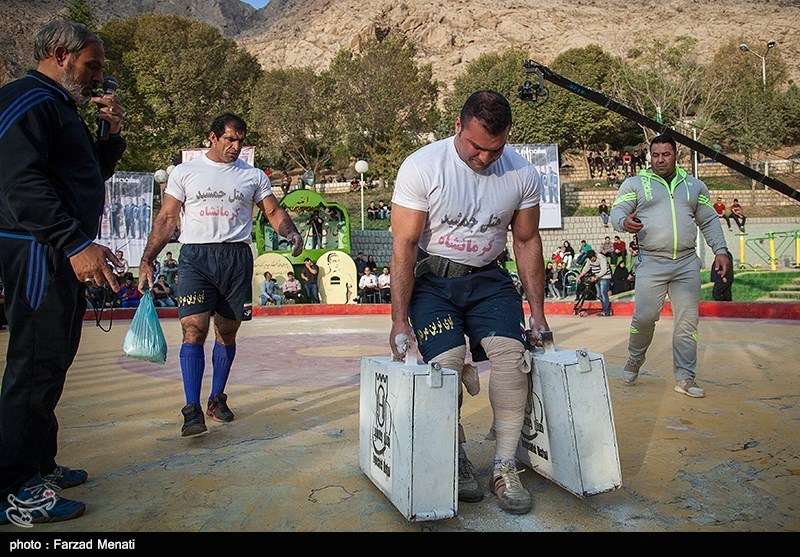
[518, 60, 548, 103]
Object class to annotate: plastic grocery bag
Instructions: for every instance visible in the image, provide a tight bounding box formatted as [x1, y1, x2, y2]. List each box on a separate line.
[123, 289, 167, 364]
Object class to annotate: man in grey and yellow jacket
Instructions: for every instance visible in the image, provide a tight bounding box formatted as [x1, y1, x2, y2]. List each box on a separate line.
[610, 134, 729, 398]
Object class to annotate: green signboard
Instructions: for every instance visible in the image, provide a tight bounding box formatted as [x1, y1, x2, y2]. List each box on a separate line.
[254, 189, 351, 264]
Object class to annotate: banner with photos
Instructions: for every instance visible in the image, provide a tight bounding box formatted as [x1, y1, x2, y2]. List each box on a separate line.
[508, 144, 562, 229]
[97, 172, 155, 267]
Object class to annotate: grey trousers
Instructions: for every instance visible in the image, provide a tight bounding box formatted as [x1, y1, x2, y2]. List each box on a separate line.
[628, 252, 702, 382]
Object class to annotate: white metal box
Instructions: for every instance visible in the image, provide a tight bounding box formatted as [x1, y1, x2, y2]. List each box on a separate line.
[516, 337, 622, 497]
[359, 355, 459, 521]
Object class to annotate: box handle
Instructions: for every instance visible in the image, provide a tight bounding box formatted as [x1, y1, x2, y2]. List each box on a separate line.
[427, 362, 443, 388]
[576, 349, 591, 373]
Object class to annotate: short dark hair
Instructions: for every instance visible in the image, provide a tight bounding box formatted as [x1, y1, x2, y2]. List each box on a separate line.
[650, 134, 677, 152]
[586, 250, 597, 259]
[459, 90, 512, 136]
[210, 113, 247, 139]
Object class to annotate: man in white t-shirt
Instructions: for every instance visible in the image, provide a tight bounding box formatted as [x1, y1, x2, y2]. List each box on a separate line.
[358, 266, 380, 302]
[377, 266, 391, 303]
[138, 113, 303, 438]
[389, 90, 550, 515]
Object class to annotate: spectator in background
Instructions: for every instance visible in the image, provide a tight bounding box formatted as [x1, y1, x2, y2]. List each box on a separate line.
[598, 199, 609, 227]
[282, 271, 302, 303]
[367, 201, 380, 221]
[612, 235, 627, 266]
[561, 240, 575, 268]
[611, 259, 634, 295]
[729, 199, 746, 232]
[599, 236, 613, 261]
[576, 239, 593, 266]
[545, 262, 561, 300]
[113, 250, 129, 282]
[713, 197, 731, 230]
[353, 251, 368, 280]
[280, 171, 291, 195]
[307, 210, 324, 249]
[622, 151, 632, 175]
[711, 249, 734, 301]
[379, 200, 390, 220]
[358, 266, 380, 302]
[366, 255, 379, 274]
[301, 257, 320, 303]
[162, 251, 179, 286]
[151, 274, 177, 307]
[259, 271, 282, 306]
[117, 273, 142, 308]
[378, 266, 391, 303]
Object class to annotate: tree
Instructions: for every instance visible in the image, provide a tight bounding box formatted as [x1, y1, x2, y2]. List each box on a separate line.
[611, 36, 731, 148]
[61, 0, 98, 31]
[324, 35, 439, 180]
[539, 46, 633, 173]
[99, 14, 263, 172]
[250, 67, 337, 180]
[706, 39, 787, 175]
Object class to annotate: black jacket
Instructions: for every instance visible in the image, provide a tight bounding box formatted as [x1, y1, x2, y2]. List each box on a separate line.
[0, 70, 126, 256]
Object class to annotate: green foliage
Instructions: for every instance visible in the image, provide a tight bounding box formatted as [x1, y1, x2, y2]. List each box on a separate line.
[99, 14, 263, 172]
[61, 0, 98, 30]
[706, 39, 787, 162]
[251, 66, 336, 175]
[780, 84, 800, 145]
[324, 35, 439, 179]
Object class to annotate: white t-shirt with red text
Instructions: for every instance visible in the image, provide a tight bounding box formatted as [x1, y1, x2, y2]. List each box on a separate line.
[392, 136, 540, 267]
[165, 154, 272, 244]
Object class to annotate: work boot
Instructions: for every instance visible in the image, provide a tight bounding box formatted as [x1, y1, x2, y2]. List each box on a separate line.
[675, 378, 705, 398]
[458, 445, 483, 502]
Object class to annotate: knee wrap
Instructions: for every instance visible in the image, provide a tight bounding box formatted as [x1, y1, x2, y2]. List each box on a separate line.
[430, 345, 469, 443]
[481, 336, 528, 461]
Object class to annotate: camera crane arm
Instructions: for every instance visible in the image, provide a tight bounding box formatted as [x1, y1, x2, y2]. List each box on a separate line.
[518, 60, 800, 203]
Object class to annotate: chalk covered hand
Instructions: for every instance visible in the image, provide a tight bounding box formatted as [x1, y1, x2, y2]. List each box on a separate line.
[286, 231, 303, 257]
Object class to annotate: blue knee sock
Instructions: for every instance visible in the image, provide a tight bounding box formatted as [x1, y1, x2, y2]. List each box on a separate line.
[180, 343, 205, 406]
[211, 341, 236, 400]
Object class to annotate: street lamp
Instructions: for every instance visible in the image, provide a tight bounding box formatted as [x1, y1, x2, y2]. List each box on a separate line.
[355, 159, 369, 231]
[739, 40, 777, 176]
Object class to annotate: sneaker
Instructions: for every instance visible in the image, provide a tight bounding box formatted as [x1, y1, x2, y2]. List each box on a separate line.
[181, 403, 208, 437]
[491, 461, 532, 515]
[622, 357, 644, 385]
[42, 466, 87, 491]
[0, 476, 85, 525]
[207, 393, 235, 423]
[675, 378, 705, 398]
[458, 446, 483, 503]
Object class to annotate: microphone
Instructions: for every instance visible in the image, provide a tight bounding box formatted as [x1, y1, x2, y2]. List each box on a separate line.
[97, 76, 118, 141]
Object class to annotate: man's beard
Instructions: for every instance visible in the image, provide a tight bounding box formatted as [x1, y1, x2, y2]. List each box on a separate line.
[60, 61, 91, 105]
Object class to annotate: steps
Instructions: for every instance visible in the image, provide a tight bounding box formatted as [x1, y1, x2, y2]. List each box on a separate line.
[759, 277, 800, 303]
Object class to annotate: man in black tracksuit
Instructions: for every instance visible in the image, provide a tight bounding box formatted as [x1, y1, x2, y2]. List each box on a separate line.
[0, 20, 125, 524]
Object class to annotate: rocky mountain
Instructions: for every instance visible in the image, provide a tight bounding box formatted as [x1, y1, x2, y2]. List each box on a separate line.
[2, 0, 800, 94]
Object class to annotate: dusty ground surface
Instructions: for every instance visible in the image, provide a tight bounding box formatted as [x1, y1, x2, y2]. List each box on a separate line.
[0, 311, 797, 544]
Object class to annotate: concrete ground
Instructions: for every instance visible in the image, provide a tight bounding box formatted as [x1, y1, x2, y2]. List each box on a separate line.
[0, 306, 798, 539]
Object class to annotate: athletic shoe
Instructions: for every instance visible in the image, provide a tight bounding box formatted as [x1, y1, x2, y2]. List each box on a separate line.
[42, 466, 88, 491]
[0, 476, 85, 525]
[181, 403, 208, 437]
[207, 393, 235, 423]
[622, 357, 644, 385]
[458, 446, 483, 503]
[675, 378, 705, 398]
[491, 461, 532, 514]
